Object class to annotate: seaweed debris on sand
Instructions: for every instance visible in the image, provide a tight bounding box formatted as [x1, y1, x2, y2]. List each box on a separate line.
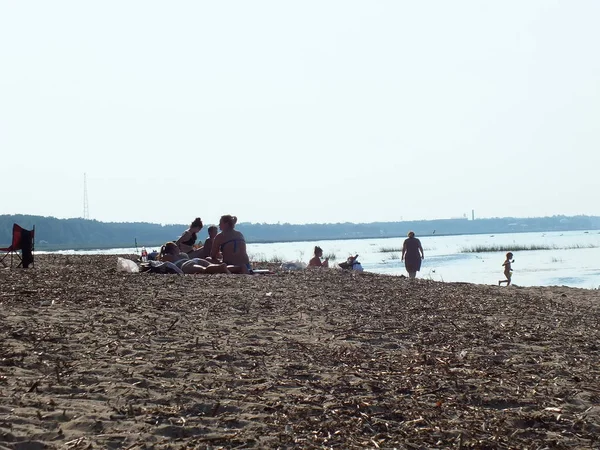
[1, 254, 600, 448]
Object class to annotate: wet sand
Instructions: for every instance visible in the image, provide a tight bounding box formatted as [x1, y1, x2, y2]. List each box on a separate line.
[1, 254, 600, 449]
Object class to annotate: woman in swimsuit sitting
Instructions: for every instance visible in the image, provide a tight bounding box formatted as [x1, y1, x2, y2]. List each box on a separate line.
[160, 242, 230, 274]
[176, 217, 204, 256]
[308, 246, 329, 268]
[210, 215, 252, 274]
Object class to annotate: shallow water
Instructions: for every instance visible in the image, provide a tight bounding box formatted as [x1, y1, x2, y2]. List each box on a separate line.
[43, 230, 600, 289]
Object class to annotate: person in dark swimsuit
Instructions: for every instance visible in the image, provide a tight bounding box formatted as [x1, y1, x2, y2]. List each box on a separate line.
[401, 231, 424, 279]
[175, 218, 203, 255]
[176, 217, 211, 258]
[210, 215, 251, 274]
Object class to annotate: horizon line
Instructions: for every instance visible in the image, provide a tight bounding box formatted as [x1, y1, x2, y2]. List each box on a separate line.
[1, 212, 598, 227]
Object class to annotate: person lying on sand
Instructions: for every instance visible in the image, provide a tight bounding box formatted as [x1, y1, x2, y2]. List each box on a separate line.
[210, 215, 252, 274]
[308, 246, 329, 268]
[160, 242, 230, 274]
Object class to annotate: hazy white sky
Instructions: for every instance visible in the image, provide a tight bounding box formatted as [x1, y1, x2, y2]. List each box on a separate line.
[1, 1, 599, 225]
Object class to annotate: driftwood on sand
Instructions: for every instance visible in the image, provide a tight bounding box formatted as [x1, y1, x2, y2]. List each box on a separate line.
[1, 254, 600, 448]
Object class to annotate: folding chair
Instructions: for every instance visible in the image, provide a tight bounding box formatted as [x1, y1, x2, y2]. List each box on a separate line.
[0, 223, 35, 268]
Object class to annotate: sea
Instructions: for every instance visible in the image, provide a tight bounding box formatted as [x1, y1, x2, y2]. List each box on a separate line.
[43, 230, 600, 289]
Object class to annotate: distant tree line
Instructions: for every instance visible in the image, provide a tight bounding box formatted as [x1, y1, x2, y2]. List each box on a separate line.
[2, 214, 600, 251]
[0, 215, 185, 250]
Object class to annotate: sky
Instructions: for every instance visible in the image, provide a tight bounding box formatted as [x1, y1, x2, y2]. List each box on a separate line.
[1, 1, 599, 225]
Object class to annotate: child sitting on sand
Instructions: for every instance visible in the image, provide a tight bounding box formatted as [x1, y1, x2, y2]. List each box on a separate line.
[195, 225, 218, 259]
[499, 252, 514, 286]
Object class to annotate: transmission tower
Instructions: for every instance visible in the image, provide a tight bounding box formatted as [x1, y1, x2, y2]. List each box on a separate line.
[83, 173, 89, 220]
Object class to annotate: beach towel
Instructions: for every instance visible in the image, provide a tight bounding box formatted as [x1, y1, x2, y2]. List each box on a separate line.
[140, 260, 183, 275]
[251, 269, 275, 275]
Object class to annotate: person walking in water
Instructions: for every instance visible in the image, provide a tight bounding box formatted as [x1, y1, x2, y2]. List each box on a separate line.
[308, 246, 329, 268]
[499, 252, 514, 286]
[401, 231, 424, 279]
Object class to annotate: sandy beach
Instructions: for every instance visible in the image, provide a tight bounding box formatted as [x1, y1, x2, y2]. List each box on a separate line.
[1, 254, 600, 449]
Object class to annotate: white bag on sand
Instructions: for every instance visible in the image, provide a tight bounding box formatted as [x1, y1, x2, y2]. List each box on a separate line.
[117, 257, 139, 273]
[281, 261, 307, 271]
[352, 262, 364, 272]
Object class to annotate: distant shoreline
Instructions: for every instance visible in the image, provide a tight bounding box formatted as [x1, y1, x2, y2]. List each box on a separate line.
[6, 213, 600, 251]
[36, 228, 600, 252]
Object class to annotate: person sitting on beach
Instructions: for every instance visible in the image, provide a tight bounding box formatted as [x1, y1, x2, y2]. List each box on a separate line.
[195, 225, 218, 259]
[176, 218, 203, 255]
[210, 215, 252, 274]
[499, 252, 514, 286]
[339, 254, 363, 271]
[308, 246, 329, 268]
[160, 242, 230, 274]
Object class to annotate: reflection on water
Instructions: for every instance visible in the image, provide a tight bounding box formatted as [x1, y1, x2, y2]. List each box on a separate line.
[42, 230, 600, 289]
[551, 276, 585, 286]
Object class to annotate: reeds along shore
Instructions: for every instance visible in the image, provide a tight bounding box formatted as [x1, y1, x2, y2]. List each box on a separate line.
[461, 243, 598, 252]
[1, 254, 600, 448]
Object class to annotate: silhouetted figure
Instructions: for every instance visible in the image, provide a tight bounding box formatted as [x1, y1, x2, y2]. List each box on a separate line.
[402, 231, 424, 279]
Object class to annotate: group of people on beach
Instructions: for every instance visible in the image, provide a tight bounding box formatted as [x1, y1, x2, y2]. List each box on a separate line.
[156, 216, 252, 275]
[397, 231, 515, 285]
[399, 232, 515, 285]
[309, 232, 515, 285]
[154, 220, 516, 284]
[307, 231, 425, 278]
[308, 246, 363, 271]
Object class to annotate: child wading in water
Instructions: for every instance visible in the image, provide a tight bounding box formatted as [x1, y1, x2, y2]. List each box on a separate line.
[499, 252, 514, 286]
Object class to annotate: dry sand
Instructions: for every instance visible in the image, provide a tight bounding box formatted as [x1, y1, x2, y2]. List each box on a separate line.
[1, 254, 600, 449]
